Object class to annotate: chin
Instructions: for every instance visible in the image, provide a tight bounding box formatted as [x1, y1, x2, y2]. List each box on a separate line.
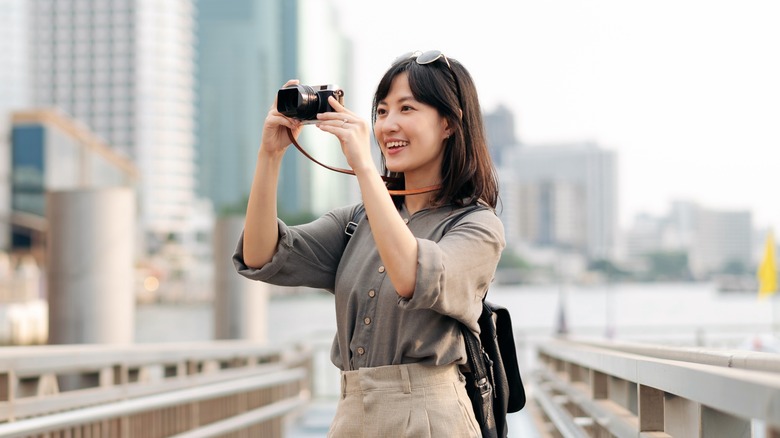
[385, 164, 405, 174]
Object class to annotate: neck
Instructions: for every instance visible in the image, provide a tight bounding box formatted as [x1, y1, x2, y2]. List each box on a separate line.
[404, 193, 435, 215]
[398, 172, 441, 214]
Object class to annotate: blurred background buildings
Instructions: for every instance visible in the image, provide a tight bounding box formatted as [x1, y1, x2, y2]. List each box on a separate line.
[0, 0, 771, 344]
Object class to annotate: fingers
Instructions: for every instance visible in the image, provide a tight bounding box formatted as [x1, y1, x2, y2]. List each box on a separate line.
[270, 79, 300, 110]
[266, 111, 300, 131]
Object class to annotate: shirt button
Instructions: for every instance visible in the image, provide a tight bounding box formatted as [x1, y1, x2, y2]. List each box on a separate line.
[403, 218, 409, 224]
[357, 347, 365, 355]
[364, 317, 371, 325]
[368, 290, 376, 298]
[378, 266, 385, 273]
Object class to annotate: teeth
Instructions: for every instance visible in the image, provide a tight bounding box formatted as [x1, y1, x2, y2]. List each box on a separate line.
[386, 141, 408, 148]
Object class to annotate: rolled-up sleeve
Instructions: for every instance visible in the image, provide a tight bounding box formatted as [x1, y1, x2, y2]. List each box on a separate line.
[233, 205, 359, 291]
[397, 209, 505, 331]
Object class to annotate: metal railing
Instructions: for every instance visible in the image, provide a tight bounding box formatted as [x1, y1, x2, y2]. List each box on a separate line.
[533, 337, 780, 438]
[0, 341, 313, 437]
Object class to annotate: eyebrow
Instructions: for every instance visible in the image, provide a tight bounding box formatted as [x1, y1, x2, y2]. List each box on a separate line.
[378, 95, 417, 106]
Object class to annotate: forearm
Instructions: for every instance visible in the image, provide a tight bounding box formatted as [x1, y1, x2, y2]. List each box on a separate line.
[242, 149, 285, 268]
[356, 169, 418, 298]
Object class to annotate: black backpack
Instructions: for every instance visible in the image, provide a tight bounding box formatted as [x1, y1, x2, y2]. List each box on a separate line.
[346, 204, 526, 438]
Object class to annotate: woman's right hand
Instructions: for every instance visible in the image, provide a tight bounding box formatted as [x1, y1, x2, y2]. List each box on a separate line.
[260, 79, 303, 156]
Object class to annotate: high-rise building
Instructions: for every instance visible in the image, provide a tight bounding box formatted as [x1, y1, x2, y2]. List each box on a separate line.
[196, 0, 297, 215]
[483, 104, 518, 168]
[287, 0, 354, 214]
[689, 208, 753, 278]
[502, 142, 617, 260]
[196, 0, 353, 218]
[0, 0, 31, 250]
[29, 0, 199, 252]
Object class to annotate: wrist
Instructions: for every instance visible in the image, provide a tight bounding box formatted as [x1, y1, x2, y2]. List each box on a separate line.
[351, 161, 378, 177]
[258, 145, 286, 162]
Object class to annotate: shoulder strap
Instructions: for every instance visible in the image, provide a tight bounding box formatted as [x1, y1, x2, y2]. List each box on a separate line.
[345, 204, 366, 238]
[443, 203, 488, 235]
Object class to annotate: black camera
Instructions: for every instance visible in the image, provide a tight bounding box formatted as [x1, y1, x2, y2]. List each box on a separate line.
[277, 84, 344, 122]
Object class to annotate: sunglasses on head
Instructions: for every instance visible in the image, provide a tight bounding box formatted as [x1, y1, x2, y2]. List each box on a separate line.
[395, 50, 452, 68]
[394, 50, 462, 107]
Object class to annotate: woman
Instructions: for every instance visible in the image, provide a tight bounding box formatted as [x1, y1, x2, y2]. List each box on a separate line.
[234, 50, 505, 437]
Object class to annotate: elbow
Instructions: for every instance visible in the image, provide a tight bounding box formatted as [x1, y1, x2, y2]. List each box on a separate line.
[396, 286, 414, 299]
[393, 276, 416, 298]
[242, 250, 271, 270]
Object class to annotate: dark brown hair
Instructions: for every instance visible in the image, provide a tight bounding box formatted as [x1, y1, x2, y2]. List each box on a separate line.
[372, 54, 499, 209]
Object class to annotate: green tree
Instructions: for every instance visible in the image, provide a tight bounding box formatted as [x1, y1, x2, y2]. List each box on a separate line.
[588, 259, 631, 281]
[644, 251, 692, 281]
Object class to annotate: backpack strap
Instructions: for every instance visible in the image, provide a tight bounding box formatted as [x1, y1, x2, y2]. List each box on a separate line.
[345, 204, 366, 238]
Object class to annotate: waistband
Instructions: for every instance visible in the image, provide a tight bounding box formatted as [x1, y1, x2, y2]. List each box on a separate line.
[340, 363, 462, 396]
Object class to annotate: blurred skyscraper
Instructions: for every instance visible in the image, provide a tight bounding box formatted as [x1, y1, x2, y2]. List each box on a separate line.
[296, 0, 354, 214]
[196, 0, 296, 215]
[196, 0, 354, 219]
[483, 104, 518, 168]
[689, 208, 753, 278]
[622, 201, 754, 280]
[501, 142, 618, 261]
[29, 0, 200, 253]
[0, 0, 31, 250]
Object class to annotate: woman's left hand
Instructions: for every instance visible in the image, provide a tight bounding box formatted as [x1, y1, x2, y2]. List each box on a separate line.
[316, 96, 375, 175]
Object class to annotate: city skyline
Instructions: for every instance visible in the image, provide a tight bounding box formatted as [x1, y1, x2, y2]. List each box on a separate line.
[330, 0, 780, 232]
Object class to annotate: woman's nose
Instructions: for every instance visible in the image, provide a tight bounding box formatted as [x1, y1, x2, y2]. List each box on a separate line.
[380, 112, 400, 133]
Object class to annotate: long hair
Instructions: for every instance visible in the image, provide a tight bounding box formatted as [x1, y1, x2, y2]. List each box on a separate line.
[372, 55, 499, 209]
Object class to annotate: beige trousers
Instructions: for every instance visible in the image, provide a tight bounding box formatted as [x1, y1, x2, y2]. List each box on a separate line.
[328, 363, 481, 438]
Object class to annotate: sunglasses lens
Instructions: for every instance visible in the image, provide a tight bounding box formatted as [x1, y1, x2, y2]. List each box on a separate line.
[415, 50, 444, 65]
[393, 51, 419, 65]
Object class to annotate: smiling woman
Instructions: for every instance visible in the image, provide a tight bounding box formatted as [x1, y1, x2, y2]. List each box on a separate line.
[233, 50, 506, 436]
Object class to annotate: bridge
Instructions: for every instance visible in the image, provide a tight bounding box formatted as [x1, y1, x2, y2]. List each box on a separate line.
[0, 335, 777, 437]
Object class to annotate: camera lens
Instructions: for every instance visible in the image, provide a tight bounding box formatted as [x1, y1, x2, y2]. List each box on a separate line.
[277, 85, 319, 120]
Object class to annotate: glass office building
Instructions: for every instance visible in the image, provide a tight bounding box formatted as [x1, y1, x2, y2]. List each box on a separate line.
[29, 0, 199, 251]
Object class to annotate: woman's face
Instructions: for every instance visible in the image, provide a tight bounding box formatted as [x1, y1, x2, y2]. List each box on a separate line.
[374, 72, 450, 185]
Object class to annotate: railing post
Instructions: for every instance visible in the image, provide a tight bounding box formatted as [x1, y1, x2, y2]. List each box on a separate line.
[701, 405, 751, 438]
[608, 375, 636, 414]
[664, 393, 701, 437]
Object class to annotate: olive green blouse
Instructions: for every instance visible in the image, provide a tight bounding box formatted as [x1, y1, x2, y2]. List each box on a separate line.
[233, 203, 505, 371]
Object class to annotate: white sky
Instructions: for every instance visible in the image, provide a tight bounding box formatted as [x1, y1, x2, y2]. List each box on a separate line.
[328, 0, 780, 232]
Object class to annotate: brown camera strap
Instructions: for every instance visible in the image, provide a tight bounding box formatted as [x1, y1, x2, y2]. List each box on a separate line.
[285, 127, 441, 196]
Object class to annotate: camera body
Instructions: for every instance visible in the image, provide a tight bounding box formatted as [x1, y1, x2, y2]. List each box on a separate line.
[277, 84, 344, 122]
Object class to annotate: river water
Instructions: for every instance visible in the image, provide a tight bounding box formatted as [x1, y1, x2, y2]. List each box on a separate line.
[137, 281, 778, 348]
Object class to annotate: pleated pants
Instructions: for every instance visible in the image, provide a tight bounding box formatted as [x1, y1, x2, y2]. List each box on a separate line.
[328, 363, 481, 438]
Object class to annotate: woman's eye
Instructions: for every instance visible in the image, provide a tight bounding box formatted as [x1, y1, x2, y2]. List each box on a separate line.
[401, 105, 414, 112]
[376, 108, 387, 116]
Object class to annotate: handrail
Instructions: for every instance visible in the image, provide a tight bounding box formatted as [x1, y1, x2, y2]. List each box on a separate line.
[0, 340, 314, 437]
[0, 369, 306, 437]
[569, 336, 780, 373]
[533, 337, 780, 437]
